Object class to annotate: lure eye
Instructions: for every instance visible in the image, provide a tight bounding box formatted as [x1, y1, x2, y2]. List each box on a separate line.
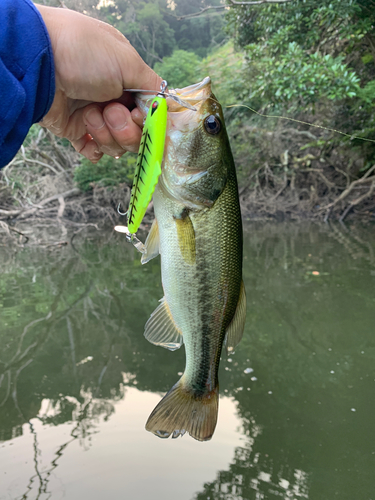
[151, 100, 159, 115]
[204, 115, 221, 135]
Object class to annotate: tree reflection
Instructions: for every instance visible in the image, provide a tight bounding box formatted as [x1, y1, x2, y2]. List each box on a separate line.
[1, 223, 375, 499]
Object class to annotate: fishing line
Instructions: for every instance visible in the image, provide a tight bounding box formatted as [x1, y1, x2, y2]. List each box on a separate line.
[223, 102, 375, 144]
[126, 88, 375, 144]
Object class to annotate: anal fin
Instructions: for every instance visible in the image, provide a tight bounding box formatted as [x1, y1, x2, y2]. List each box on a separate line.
[225, 280, 246, 353]
[141, 219, 160, 265]
[144, 297, 183, 351]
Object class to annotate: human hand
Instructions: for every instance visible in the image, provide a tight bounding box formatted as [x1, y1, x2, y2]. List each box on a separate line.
[36, 5, 161, 163]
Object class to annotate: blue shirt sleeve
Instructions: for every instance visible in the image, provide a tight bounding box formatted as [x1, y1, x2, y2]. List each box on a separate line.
[0, 0, 55, 169]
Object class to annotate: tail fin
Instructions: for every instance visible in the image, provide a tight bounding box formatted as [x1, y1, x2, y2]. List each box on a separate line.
[146, 379, 219, 442]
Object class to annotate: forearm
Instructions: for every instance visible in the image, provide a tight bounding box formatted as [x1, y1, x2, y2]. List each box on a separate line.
[0, 0, 55, 168]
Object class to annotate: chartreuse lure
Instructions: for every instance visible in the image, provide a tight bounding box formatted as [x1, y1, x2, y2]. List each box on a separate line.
[115, 80, 196, 249]
[127, 81, 168, 235]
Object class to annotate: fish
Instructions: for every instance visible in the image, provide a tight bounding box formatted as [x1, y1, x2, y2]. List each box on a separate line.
[137, 77, 246, 442]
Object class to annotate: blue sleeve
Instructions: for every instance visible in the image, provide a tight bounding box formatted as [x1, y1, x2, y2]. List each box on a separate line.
[0, 0, 55, 168]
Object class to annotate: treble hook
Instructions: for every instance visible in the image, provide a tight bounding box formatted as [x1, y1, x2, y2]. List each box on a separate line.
[117, 202, 127, 216]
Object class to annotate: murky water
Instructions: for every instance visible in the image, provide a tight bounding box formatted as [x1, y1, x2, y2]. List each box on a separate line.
[0, 222, 374, 500]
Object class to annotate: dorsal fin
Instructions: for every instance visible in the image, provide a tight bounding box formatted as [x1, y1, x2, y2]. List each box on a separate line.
[141, 219, 160, 264]
[144, 297, 183, 351]
[225, 280, 246, 353]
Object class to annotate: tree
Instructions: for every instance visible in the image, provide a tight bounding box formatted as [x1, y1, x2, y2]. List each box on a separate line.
[225, 0, 375, 109]
[154, 49, 202, 88]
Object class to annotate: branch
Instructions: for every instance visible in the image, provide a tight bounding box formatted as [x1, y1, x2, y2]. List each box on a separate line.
[134, 31, 163, 63]
[38, 188, 80, 208]
[174, 0, 293, 20]
[340, 181, 375, 222]
[20, 156, 61, 177]
[300, 169, 336, 189]
[174, 5, 226, 20]
[0, 188, 80, 219]
[229, 0, 292, 4]
[325, 166, 375, 210]
[0, 221, 29, 242]
[321, 164, 375, 219]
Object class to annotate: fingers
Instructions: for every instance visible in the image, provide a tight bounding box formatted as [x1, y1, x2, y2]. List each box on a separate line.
[44, 97, 144, 163]
[82, 103, 142, 157]
[72, 134, 103, 163]
[131, 107, 144, 128]
[69, 102, 142, 162]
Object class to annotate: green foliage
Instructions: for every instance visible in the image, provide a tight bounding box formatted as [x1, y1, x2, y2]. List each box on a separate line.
[166, 0, 226, 58]
[222, 0, 375, 170]
[121, 1, 176, 66]
[357, 80, 375, 106]
[74, 154, 137, 192]
[227, 0, 374, 54]
[154, 49, 202, 88]
[199, 42, 244, 106]
[226, 0, 374, 110]
[243, 42, 360, 108]
[97, 0, 226, 67]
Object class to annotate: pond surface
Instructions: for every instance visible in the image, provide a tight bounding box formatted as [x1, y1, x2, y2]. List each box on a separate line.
[0, 222, 374, 500]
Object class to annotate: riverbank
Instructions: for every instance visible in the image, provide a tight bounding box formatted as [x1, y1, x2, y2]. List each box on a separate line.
[1, 179, 374, 249]
[1, 165, 374, 226]
[1, 126, 374, 247]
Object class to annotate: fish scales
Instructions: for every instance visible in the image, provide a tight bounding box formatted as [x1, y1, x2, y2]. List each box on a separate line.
[139, 77, 246, 441]
[155, 177, 242, 392]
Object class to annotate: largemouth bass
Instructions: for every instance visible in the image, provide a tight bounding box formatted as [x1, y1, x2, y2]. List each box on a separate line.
[138, 77, 246, 441]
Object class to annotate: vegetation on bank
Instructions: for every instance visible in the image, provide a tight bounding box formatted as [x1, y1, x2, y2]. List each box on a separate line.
[1, 0, 374, 226]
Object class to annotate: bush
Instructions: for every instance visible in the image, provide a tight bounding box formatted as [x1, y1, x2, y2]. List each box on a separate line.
[74, 153, 137, 192]
[154, 49, 202, 89]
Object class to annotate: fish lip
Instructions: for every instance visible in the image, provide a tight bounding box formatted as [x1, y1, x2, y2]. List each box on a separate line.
[172, 76, 211, 98]
[135, 77, 212, 113]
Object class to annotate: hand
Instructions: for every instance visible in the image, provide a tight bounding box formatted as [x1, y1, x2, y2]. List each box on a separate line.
[36, 5, 161, 163]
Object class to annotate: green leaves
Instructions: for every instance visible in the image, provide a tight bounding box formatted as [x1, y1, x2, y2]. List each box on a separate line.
[224, 0, 374, 114]
[154, 50, 202, 89]
[74, 154, 136, 192]
[243, 43, 361, 108]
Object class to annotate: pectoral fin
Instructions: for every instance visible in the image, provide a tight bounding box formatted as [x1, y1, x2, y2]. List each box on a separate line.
[144, 297, 183, 351]
[141, 219, 160, 265]
[225, 280, 246, 353]
[174, 214, 196, 265]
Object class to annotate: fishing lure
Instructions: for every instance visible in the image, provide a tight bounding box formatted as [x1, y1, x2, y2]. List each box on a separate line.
[126, 80, 169, 235]
[116, 81, 197, 239]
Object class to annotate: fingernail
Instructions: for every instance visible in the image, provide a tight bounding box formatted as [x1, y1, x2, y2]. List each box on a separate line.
[85, 108, 105, 129]
[105, 105, 127, 130]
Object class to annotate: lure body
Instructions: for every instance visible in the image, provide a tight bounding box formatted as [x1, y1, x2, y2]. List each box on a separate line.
[127, 95, 167, 234]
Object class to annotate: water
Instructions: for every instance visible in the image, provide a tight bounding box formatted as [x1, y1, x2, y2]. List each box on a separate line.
[0, 222, 374, 500]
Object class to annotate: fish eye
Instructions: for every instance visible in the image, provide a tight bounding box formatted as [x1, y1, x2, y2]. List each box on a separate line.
[204, 115, 221, 135]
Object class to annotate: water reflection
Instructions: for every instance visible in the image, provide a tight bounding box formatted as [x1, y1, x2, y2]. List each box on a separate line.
[0, 389, 242, 500]
[0, 222, 375, 499]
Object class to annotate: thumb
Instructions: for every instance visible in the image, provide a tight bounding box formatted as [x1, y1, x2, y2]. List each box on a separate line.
[118, 43, 162, 94]
[94, 19, 162, 94]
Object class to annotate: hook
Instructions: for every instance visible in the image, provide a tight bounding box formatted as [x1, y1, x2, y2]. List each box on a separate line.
[117, 202, 127, 216]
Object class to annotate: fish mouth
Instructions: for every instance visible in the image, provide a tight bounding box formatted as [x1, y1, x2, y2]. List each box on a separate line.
[166, 77, 213, 132]
[135, 77, 212, 115]
[167, 76, 211, 111]
[174, 76, 211, 96]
